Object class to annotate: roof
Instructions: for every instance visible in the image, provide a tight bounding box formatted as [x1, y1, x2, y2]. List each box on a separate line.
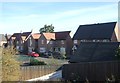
[10, 32, 32, 41]
[32, 33, 41, 39]
[11, 33, 21, 40]
[73, 22, 117, 40]
[55, 31, 71, 40]
[43, 33, 55, 40]
[21, 32, 31, 37]
[69, 42, 120, 63]
[0, 34, 7, 41]
[42, 31, 71, 40]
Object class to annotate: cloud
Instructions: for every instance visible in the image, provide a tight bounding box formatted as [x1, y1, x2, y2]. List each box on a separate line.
[1, 3, 118, 34]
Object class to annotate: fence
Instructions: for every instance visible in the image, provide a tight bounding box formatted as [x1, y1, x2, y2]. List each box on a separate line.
[20, 65, 61, 81]
[62, 61, 120, 81]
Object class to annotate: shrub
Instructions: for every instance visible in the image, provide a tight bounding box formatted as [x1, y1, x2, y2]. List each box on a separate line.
[2, 47, 20, 81]
[30, 58, 47, 65]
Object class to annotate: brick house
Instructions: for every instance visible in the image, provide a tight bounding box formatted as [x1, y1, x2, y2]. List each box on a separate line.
[21, 32, 32, 53]
[38, 31, 73, 56]
[72, 22, 120, 52]
[8, 32, 32, 53]
[25, 33, 41, 53]
[38, 33, 55, 53]
[8, 33, 22, 50]
[53, 31, 73, 56]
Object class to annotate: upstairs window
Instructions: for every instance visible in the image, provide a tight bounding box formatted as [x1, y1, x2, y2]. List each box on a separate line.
[50, 41, 53, 44]
[93, 40, 95, 42]
[41, 40, 44, 44]
[74, 40, 78, 44]
[17, 41, 19, 44]
[47, 40, 49, 44]
[103, 39, 109, 42]
[61, 40, 64, 44]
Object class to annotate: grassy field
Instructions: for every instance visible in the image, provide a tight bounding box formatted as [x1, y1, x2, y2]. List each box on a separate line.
[17, 54, 68, 65]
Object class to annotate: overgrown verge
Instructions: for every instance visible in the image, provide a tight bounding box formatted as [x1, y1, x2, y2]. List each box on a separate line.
[2, 47, 21, 81]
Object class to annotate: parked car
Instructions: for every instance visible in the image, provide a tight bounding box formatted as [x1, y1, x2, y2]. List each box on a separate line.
[28, 52, 39, 57]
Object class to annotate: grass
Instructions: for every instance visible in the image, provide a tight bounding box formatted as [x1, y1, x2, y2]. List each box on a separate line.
[17, 54, 68, 65]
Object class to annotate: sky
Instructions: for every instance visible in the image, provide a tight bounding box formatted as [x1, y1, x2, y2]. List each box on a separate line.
[0, 2, 119, 36]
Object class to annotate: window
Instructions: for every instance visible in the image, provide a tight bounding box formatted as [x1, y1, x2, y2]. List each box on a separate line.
[41, 40, 44, 44]
[103, 40, 109, 42]
[20, 46, 23, 51]
[61, 40, 64, 44]
[17, 41, 19, 44]
[50, 41, 53, 44]
[96, 40, 100, 42]
[74, 40, 77, 44]
[47, 40, 49, 44]
[93, 40, 95, 42]
[10, 40, 12, 44]
[16, 46, 19, 50]
[39, 47, 46, 53]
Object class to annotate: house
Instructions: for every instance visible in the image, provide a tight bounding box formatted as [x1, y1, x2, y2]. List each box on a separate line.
[53, 31, 73, 56]
[26, 33, 41, 53]
[21, 32, 32, 53]
[38, 33, 55, 53]
[73, 22, 119, 46]
[8, 33, 21, 49]
[69, 42, 120, 63]
[0, 34, 7, 47]
[38, 31, 73, 56]
[8, 32, 32, 53]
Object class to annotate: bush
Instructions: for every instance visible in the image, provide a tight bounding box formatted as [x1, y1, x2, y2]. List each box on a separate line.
[30, 58, 47, 65]
[2, 47, 20, 81]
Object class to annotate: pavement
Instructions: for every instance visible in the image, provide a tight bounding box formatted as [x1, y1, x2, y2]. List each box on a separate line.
[26, 70, 62, 81]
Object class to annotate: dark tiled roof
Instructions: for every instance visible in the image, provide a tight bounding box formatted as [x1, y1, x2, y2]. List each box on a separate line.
[11, 33, 21, 37]
[73, 22, 116, 40]
[21, 32, 31, 37]
[11, 33, 21, 40]
[70, 42, 120, 63]
[10, 32, 32, 41]
[55, 31, 71, 40]
[42, 31, 71, 40]
[0, 34, 7, 41]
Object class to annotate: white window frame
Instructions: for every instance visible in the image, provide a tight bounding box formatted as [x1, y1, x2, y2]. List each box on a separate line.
[47, 40, 50, 44]
[61, 40, 64, 44]
[74, 40, 78, 44]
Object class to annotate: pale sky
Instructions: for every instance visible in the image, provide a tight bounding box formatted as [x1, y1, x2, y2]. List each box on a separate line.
[0, 2, 119, 36]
